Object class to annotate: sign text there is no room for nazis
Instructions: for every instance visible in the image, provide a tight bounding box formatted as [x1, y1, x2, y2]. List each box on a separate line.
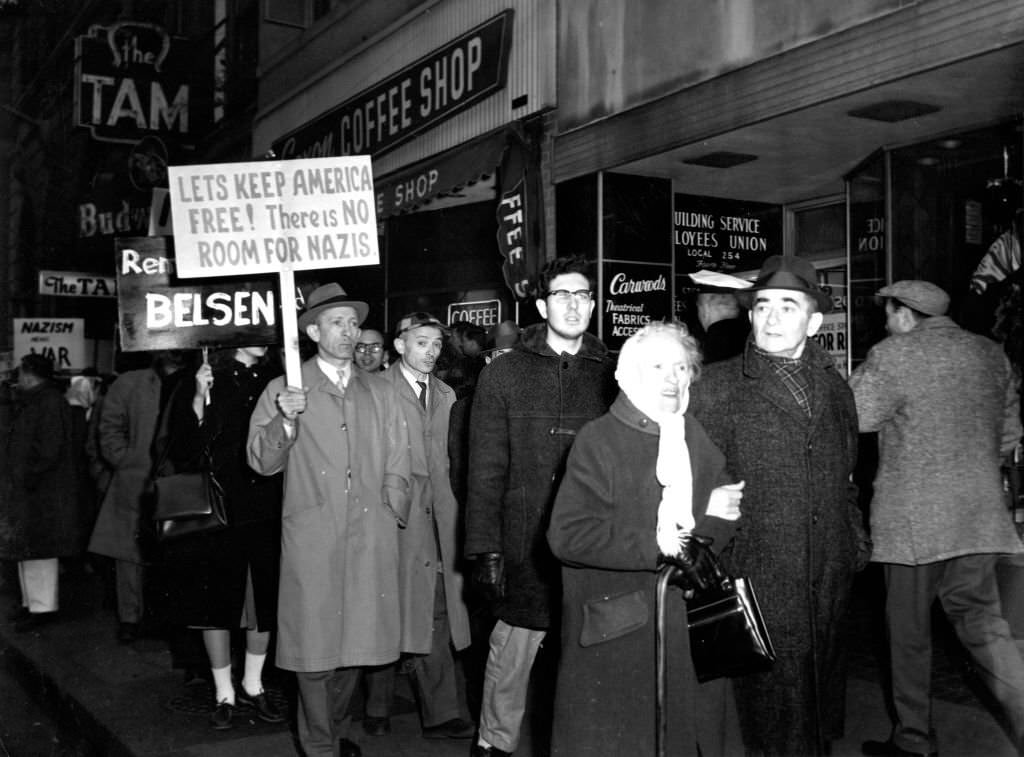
[168, 156, 380, 278]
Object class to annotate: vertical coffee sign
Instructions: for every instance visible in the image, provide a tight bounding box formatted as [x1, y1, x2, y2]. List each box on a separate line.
[674, 194, 781, 274]
[602, 262, 672, 352]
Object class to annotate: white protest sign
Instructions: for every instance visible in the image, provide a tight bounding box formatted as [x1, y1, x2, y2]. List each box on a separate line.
[13, 318, 87, 372]
[167, 155, 380, 388]
[167, 156, 379, 278]
[813, 311, 848, 378]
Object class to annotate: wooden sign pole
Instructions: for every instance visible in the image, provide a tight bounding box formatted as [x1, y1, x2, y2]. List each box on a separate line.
[278, 269, 302, 388]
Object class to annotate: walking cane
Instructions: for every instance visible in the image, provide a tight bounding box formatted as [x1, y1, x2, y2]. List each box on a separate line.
[655, 566, 675, 757]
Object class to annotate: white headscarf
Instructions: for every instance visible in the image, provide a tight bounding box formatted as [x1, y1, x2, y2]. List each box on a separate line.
[615, 327, 695, 555]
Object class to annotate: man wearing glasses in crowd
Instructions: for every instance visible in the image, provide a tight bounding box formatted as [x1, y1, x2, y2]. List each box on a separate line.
[354, 328, 388, 372]
[464, 255, 616, 757]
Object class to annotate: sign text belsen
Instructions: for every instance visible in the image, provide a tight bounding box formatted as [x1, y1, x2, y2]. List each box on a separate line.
[115, 237, 279, 351]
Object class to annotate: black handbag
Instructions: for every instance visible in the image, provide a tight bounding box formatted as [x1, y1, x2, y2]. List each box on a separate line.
[152, 465, 227, 541]
[150, 434, 228, 542]
[685, 569, 776, 683]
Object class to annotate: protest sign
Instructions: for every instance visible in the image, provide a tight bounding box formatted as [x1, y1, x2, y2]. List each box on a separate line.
[167, 156, 379, 278]
[167, 155, 380, 386]
[13, 318, 86, 372]
[116, 236, 279, 351]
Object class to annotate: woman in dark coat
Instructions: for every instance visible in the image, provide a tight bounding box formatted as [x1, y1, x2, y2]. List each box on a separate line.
[547, 322, 745, 757]
[2, 354, 78, 630]
[161, 346, 283, 730]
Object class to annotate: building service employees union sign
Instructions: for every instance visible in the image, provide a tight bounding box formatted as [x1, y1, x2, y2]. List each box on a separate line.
[74, 21, 210, 146]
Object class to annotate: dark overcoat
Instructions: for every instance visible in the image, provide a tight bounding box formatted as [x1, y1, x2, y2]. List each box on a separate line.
[689, 338, 866, 757]
[160, 359, 283, 630]
[1, 379, 79, 560]
[88, 368, 163, 564]
[546, 394, 741, 757]
[464, 324, 616, 629]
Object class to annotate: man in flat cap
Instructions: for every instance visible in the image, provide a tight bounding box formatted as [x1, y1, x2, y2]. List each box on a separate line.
[851, 280, 1024, 757]
[361, 313, 474, 741]
[689, 255, 868, 757]
[247, 283, 411, 757]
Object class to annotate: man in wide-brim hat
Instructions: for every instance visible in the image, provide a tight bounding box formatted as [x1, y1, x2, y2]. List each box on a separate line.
[689, 254, 868, 757]
[248, 281, 411, 757]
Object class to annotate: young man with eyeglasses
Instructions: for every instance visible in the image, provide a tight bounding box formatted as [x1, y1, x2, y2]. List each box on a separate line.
[464, 255, 616, 757]
[354, 328, 387, 372]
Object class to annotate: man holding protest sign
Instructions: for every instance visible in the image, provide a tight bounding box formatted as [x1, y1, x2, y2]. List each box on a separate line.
[247, 283, 411, 757]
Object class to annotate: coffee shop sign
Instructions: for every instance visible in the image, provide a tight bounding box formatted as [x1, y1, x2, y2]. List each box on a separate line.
[74, 21, 208, 145]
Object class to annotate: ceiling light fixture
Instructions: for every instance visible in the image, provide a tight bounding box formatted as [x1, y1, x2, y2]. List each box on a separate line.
[681, 151, 758, 168]
[847, 100, 942, 123]
[938, 138, 962, 149]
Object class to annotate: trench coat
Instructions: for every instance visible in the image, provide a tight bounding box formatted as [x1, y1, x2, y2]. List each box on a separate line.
[1, 379, 79, 560]
[248, 358, 411, 672]
[850, 315, 1023, 564]
[464, 324, 617, 629]
[690, 338, 866, 757]
[382, 363, 471, 653]
[546, 393, 741, 757]
[88, 368, 164, 564]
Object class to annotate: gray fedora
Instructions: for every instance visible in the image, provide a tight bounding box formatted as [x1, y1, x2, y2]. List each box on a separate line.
[298, 283, 369, 331]
[735, 255, 833, 313]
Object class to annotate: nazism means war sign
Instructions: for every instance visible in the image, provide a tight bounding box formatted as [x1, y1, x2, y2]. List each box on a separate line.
[116, 236, 279, 351]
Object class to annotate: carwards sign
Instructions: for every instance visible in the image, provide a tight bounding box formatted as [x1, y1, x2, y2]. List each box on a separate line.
[74, 21, 210, 145]
[272, 10, 513, 160]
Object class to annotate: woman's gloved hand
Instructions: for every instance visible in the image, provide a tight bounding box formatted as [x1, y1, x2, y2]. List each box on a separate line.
[471, 552, 505, 603]
[658, 534, 719, 592]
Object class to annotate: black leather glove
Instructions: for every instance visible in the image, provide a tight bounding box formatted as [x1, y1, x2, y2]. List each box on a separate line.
[658, 534, 719, 593]
[472, 552, 505, 603]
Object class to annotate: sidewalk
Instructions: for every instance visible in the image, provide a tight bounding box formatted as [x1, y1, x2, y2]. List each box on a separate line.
[0, 566, 1018, 757]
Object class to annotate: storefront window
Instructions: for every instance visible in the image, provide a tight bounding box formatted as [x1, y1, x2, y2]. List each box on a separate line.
[847, 150, 888, 369]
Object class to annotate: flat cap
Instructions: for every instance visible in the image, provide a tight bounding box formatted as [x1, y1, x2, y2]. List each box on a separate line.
[394, 312, 448, 337]
[877, 280, 949, 317]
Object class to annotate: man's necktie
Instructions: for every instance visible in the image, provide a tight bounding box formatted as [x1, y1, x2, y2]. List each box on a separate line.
[416, 380, 427, 409]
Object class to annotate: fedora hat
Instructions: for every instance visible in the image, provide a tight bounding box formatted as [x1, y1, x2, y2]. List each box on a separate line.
[735, 255, 832, 314]
[298, 283, 369, 331]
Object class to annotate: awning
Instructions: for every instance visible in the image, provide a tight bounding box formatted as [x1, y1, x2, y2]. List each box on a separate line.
[374, 129, 508, 219]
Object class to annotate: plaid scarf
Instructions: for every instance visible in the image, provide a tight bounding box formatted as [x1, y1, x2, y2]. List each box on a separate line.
[756, 347, 812, 417]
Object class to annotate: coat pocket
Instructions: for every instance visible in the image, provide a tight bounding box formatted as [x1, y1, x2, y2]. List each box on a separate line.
[579, 589, 649, 647]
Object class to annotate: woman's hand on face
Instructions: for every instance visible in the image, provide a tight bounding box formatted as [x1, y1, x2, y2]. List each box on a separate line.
[707, 480, 744, 521]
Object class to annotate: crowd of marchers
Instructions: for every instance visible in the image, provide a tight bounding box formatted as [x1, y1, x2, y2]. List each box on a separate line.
[3, 253, 1024, 757]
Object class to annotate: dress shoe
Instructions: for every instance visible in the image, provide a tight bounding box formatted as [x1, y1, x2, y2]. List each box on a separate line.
[236, 688, 286, 723]
[338, 737, 361, 757]
[209, 701, 234, 730]
[14, 611, 56, 633]
[423, 717, 475, 739]
[117, 622, 139, 644]
[470, 745, 512, 757]
[862, 739, 937, 757]
[362, 715, 391, 736]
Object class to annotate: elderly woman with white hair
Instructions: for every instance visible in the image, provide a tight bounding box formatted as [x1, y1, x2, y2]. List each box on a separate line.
[546, 321, 745, 757]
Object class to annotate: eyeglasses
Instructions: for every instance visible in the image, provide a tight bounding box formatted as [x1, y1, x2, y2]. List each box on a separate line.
[547, 289, 594, 304]
[355, 343, 383, 354]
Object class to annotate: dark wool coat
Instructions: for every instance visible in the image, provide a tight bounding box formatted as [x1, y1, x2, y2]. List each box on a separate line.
[690, 338, 867, 757]
[1, 380, 79, 560]
[546, 394, 742, 757]
[159, 360, 283, 630]
[464, 324, 616, 629]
